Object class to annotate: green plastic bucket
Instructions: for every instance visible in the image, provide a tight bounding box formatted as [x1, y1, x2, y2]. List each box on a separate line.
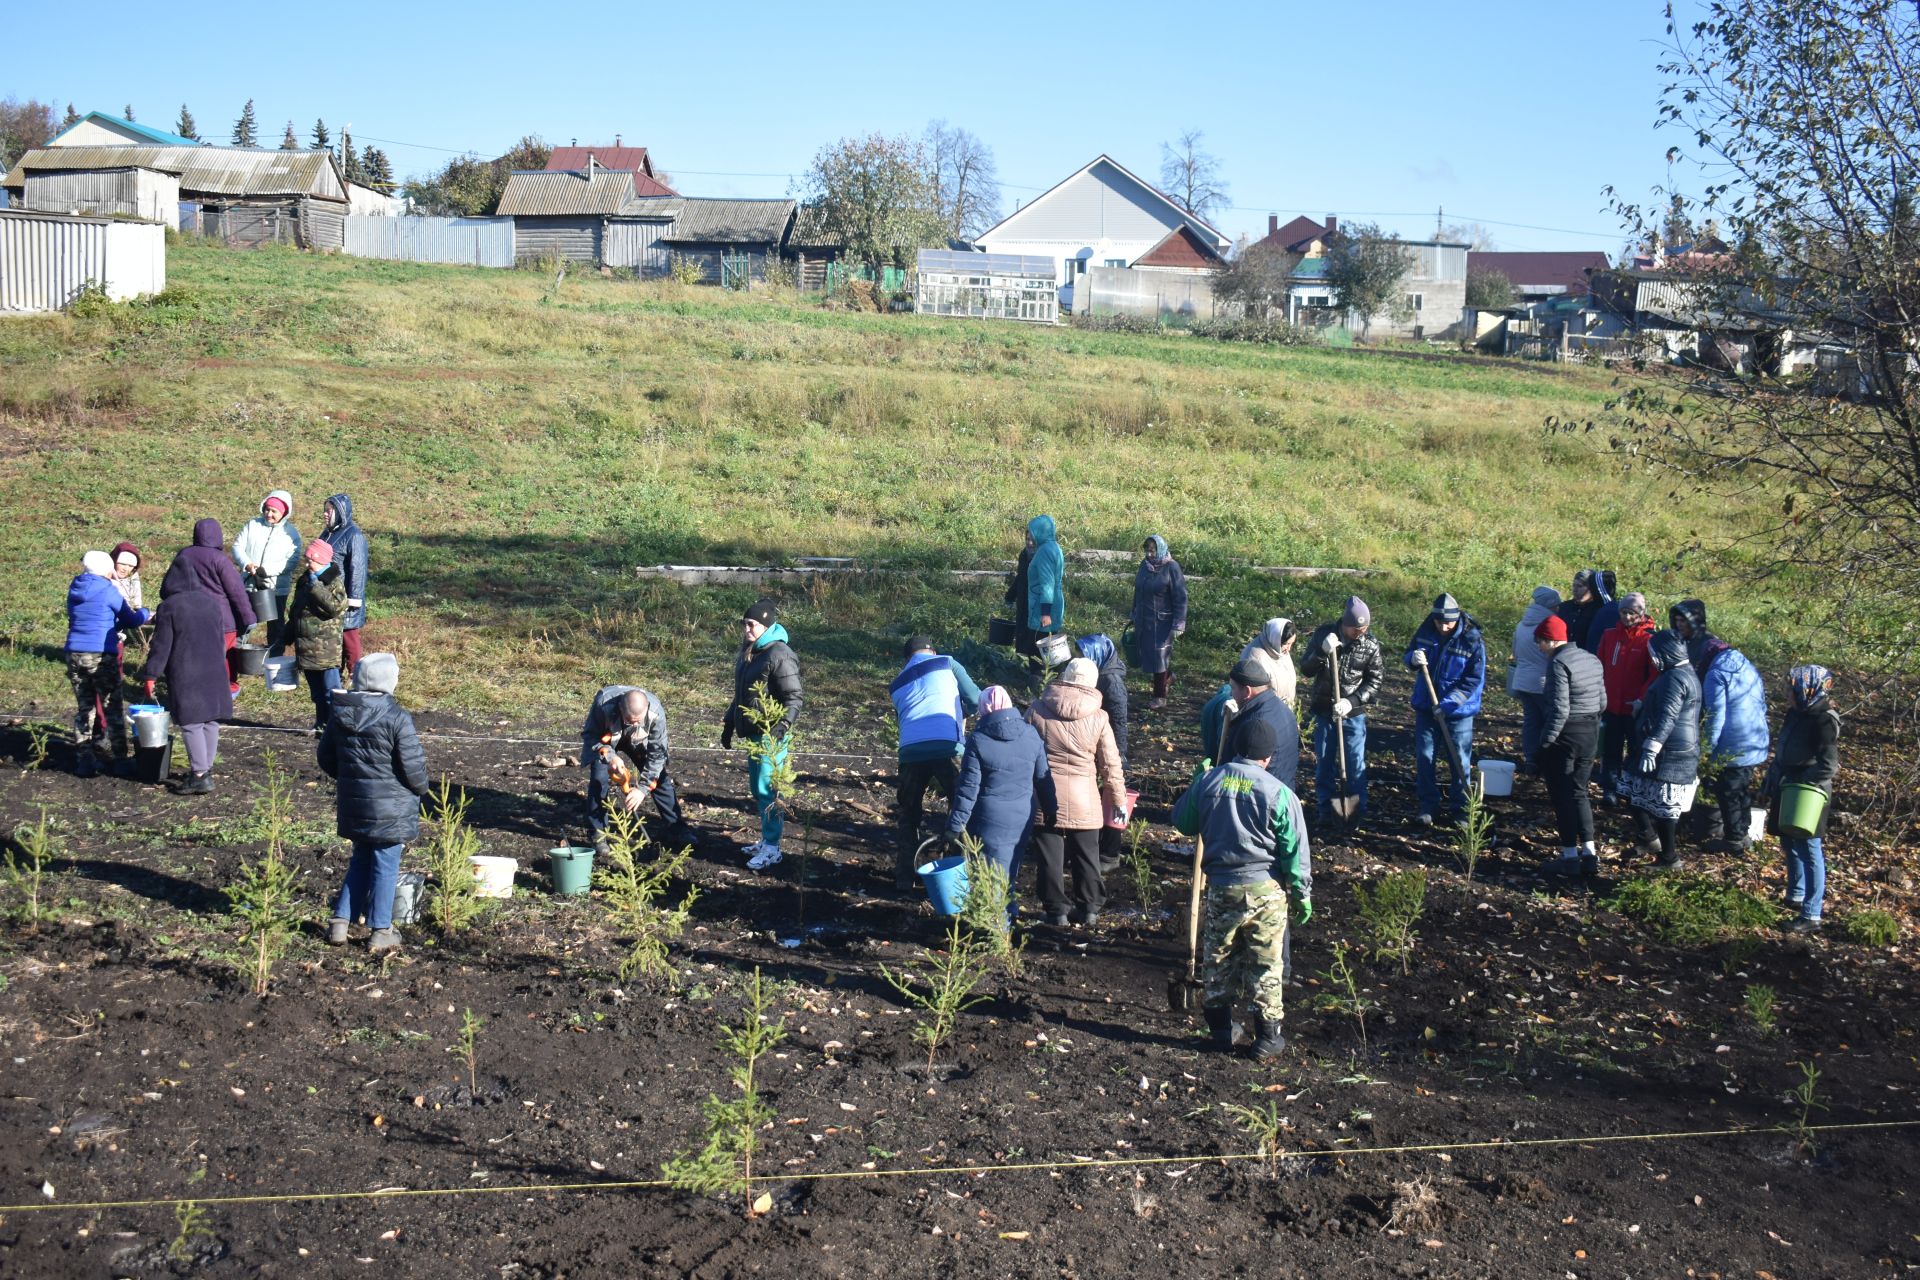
[548, 846, 596, 896]
[1779, 784, 1829, 839]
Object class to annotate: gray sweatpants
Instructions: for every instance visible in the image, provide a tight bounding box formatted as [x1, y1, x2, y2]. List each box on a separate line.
[180, 722, 220, 775]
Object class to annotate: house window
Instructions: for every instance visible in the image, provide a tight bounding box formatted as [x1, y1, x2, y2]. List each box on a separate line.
[1408, 292, 1424, 312]
[1305, 295, 1330, 308]
[1105, 258, 1126, 268]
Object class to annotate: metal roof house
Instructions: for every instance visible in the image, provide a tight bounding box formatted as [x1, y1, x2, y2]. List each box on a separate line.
[45, 111, 201, 150]
[544, 142, 677, 196]
[1467, 250, 1611, 300]
[499, 167, 795, 280]
[971, 154, 1231, 310]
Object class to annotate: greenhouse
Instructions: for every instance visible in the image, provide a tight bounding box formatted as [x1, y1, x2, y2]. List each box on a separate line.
[914, 249, 1058, 325]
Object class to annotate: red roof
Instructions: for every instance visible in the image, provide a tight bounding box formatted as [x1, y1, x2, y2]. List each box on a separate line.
[544, 145, 677, 195]
[1254, 215, 1326, 253]
[1134, 225, 1227, 270]
[1468, 251, 1610, 294]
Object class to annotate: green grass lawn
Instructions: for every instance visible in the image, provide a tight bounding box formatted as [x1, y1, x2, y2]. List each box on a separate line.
[0, 237, 1826, 732]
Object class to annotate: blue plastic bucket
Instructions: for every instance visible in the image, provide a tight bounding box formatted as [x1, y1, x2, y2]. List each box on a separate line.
[917, 855, 971, 916]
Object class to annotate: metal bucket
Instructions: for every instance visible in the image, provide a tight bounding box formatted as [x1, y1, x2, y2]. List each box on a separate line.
[249, 589, 279, 624]
[1036, 632, 1072, 668]
[133, 708, 172, 749]
[391, 872, 428, 925]
[232, 643, 268, 677]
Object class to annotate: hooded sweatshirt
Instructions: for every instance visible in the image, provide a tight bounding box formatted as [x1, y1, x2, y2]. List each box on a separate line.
[1238, 618, 1299, 709]
[66, 553, 150, 652]
[1507, 587, 1561, 696]
[321, 493, 370, 631]
[1026, 679, 1124, 829]
[165, 519, 255, 633]
[1025, 515, 1065, 634]
[727, 622, 803, 740]
[230, 490, 304, 597]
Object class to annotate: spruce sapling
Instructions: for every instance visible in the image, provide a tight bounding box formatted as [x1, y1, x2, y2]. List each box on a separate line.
[594, 800, 698, 984]
[1354, 868, 1427, 975]
[4, 807, 57, 928]
[447, 1007, 483, 1095]
[227, 752, 302, 996]
[422, 776, 486, 934]
[880, 918, 995, 1067]
[663, 968, 787, 1216]
[1454, 776, 1492, 890]
[956, 834, 1026, 975]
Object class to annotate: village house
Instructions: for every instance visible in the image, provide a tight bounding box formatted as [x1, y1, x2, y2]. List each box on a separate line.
[1247, 214, 1468, 338]
[1467, 250, 1611, 302]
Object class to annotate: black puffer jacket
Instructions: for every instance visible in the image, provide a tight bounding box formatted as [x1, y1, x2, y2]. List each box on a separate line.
[725, 626, 803, 743]
[1298, 623, 1386, 717]
[1631, 631, 1702, 784]
[318, 691, 429, 843]
[1540, 642, 1604, 748]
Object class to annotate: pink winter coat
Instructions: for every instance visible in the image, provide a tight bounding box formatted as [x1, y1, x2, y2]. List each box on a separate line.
[1026, 681, 1126, 830]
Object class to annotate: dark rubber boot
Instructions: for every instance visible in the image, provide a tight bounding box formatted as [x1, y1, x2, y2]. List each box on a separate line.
[1249, 1015, 1287, 1060]
[1202, 1006, 1235, 1051]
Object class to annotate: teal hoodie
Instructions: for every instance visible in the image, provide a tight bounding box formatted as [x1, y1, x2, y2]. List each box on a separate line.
[1026, 515, 1065, 634]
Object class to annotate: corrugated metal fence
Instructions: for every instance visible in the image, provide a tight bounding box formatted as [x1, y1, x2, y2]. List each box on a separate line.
[342, 216, 514, 268]
[0, 212, 166, 312]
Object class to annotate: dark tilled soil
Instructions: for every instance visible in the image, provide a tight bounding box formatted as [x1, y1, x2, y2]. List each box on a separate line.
[1, 688, 1917, 1279]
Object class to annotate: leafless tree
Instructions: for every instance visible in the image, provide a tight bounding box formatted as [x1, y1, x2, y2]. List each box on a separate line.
[926, 121, 1003, 243]
[1436, 221, 1497, 251]
[1212, 241, 1302, 318]
[1159, 129, 1229, 222]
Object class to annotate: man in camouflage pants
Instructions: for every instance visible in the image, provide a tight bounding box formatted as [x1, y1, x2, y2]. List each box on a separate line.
[1173, 717, 1312, 1059]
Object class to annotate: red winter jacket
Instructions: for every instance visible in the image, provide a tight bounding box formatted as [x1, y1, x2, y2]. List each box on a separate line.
[1599, 618, 1657, 716]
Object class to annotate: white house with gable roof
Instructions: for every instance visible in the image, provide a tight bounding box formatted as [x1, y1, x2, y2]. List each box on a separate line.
[973, 154, 1230, 311]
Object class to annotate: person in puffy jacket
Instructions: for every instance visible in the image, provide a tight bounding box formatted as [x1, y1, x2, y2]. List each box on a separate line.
[320, 494, 370, 678]
[166, 517, 255, 692]
[1622, 630, 1702, 869]
[1596, 594, 1658, 801]
[231, 490, 302, 653]
[1557, 569, 1606, 655]
[722, 599, 803, 871]
[320, 653, 429, 952]
[1027, 658, 1126, 926]
[1219, 658, 1302, 794]
[1583, 570, 1621, 652]
[890, 637, 983, 888]
[1763, 665, 1841, 931]
[1403, 592, 1485, 824]
[581, 685, 693, 855]
[1005, 529, 1039, 672]
[1077, 634, 1132, 872]
[1299, 597, 1385, 826]
[1238, 618, 1299, 711]
[288, 540, 347, 731]
[144, 560, 234, 795]
[1025, 515, 1065, 639]
[1507, 586, 1561, 772]
[1534, 615, 1605, 875]
[946, 685, 1055, 892]
[1130, 535, 1188, 708]
[65, 551, 152, 776]
[1690, 631, 1770, 853]
[1172, 717, 1311, 1059]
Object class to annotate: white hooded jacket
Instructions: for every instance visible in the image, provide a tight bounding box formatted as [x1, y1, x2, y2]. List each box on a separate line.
[230, 489, 304, 597]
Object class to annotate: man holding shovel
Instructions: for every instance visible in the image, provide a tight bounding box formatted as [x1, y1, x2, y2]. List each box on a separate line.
[1300, 597, 1384, 828]
[1173, 718, 1312, 1059]
[1403, 592, 1486, 826]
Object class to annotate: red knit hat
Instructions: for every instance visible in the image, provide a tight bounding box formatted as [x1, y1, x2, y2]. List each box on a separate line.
[1534, 615, 1568, 643]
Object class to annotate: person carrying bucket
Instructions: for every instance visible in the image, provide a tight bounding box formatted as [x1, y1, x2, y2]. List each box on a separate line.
[1024, 515, 1065, 647]
[231, 490, 302, 655]
[144, 558, 235, 794]
[581, 685, 695, 856]
[289, 539, 348, 732]
[64, 551, 152, 778]
[1763, 665, 1841, 933]
[321, 654, 429, 953]
[164, 518, 256, 694]
[945, 685, 1053, 914]
[722, 599, 802, 872]
[889, 636, 983, 890]
[1026, 657, 1126, 927]
[1172, 716, 1311, 1059]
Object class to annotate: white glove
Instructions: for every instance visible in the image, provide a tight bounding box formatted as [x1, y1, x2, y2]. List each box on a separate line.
[1333, 697, 1353, 718]
[1410, 649, 1428, 667]
[1321, 631, 1342, 655]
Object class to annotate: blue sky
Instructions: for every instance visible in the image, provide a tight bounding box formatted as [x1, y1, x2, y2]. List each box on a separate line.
[9, 1, 1692, 253]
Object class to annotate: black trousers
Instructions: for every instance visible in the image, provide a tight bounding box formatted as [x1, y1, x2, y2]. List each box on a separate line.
[1689, 764, 1754, 845]
[896, 756, 958, 878]
[586, 752, 686, 841]
[1540, 721, 1598, 846]
[1598, 711, 1634, 796]
[1033, 827, 1103, 918]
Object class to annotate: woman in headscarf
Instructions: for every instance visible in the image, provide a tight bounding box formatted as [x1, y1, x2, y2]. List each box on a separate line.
[144, 559, 235, 794]
[109, 541, 148, 693]
[1622, 630, 1702, 869]
[1764, 665, 1841, 932]
[232, 490, 302, 655]
[1026, 658, 1127, 927]
[946, 686, 1054, 908]
[1508, 586, 1562, 773]
[1130, 534, 1188, 709]
[1237, 617, 1298, 712]
[64, 551, 151, 777]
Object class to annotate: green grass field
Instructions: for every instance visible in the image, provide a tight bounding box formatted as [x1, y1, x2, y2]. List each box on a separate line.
[0, 237, 1823, 733]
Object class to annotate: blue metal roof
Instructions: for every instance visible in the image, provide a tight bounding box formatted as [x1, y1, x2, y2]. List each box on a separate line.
[1292, 256, 1328, 279]
[49, 112, 201, 149]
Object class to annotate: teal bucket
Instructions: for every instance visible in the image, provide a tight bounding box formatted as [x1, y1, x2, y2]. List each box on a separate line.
[548, 846, 596, 896]
[1779, 784, 1829, 839]
[917, 855, 970, 916]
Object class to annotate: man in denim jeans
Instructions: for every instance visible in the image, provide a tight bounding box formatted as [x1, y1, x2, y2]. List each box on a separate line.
[320, 654, 428, 952]
[1298, 596, 1384, 827]
[1403, 593, 1486, 826]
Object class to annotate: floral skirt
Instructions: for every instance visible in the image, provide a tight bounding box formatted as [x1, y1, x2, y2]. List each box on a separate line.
[1624, 772, 1698, 821]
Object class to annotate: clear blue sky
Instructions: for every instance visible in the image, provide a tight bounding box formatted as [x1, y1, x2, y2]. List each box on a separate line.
[9, 0, 1694, 253]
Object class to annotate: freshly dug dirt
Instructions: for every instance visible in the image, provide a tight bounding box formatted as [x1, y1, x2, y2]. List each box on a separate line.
[0, 690, 1916, 1279]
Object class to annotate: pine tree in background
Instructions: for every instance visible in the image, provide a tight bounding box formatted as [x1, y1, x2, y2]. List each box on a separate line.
[231, 99, 257, 148]
[61, 104, 80, 129]
[176, 104, 199, 141]
[123, 104, 135, 122]
[340, 131, 365, 183]
[280, 121, 298, 150]
[362, 148, 394, 190]
[310, 118, 330, 152]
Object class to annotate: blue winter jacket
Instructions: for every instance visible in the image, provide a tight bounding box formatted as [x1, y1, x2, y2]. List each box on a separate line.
[66, 571, 149, 654]
[1404, 616, 1486, 719]
[321, 493, 370, 632]
[1025, 515, 1065, 634]
[946, 707, 1054, 870]
[891, 652, 982, 764]
[1219, 686, 1301, 795]
[1698, 642, 1770, 767]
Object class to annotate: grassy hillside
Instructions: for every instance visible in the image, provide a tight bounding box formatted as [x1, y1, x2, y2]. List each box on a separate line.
[0, 238, 1815, 729]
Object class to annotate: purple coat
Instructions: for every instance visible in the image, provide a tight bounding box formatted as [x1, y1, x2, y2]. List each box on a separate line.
[145, 565, 234, 727]
[166, 518, 255, 633]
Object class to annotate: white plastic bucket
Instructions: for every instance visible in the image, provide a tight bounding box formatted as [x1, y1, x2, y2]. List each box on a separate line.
[1749, 807, 1768, 844]
[470, 855, 517, 899]
[1036, 632, 1072, 667]
[1477, 760, 1516, 797]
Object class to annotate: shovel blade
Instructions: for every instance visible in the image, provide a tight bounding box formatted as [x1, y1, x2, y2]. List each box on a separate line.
[1167, 973, 1203, 1012]
[1329, 791, 1362, 822]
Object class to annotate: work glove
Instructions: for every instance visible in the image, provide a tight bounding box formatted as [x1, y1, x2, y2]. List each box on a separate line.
[622, 788, 646, 814]
[1410, 649, 1428, 667]
[143, 679, 156, 699]
[1333, 697, 1353, 719]
[1291, 896, 1313, 925]
[720, 725, 734, 751]
[1321, 631, 1342, 655]
[1173, 624, 1186, 636]
[1636, 741, 1662, 774]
